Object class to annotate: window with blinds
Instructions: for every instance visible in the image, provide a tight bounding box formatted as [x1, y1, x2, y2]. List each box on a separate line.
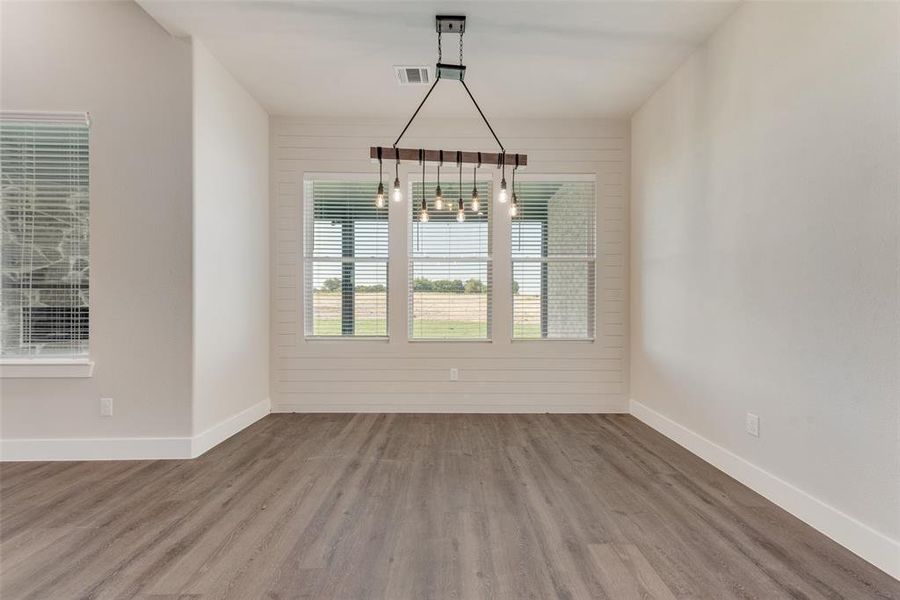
[511, 179, 595, 340]
[409, 179, 492, 340]
[1, 112, 90, 359]
[303, 179, 388, 337]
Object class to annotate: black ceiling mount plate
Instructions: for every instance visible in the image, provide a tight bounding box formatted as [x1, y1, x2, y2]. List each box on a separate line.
[436, 15, 466, 34]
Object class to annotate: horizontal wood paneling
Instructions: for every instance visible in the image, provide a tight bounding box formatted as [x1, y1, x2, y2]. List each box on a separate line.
[279, 369, 622, 384]
[271, 117, 629, 412]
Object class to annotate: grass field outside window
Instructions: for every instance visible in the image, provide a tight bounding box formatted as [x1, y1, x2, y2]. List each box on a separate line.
[312, 292, 541, 338]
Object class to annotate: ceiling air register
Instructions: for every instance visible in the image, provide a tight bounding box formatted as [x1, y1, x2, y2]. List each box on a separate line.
[372, 15, 526, 221]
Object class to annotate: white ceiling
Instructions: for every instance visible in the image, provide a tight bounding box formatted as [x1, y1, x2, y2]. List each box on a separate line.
[139, 1, 739, 119]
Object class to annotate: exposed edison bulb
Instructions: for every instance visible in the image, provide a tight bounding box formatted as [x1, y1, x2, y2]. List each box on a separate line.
[434, 186, 444, 210]
[375, 182, 385, 208]
[391, 177, 402, 202]
[509, 194, 519, 217]
[471, 188, 480, 212]
[420, 209, 429, 223]
[498, 178, 509, 203]
[457, 208, 466, 223]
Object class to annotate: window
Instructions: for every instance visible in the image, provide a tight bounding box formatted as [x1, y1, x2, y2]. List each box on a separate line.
[409, 179, 491, 339]
[303, 179, 388, 337]
[1, 112, 90, 359]
[512, 178, 595, 340]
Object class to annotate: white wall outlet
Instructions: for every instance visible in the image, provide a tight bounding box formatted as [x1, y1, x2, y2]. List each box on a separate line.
[100, 397, 114, 417]
[746, 412, 759, 437]
[449, 368, 459, 381]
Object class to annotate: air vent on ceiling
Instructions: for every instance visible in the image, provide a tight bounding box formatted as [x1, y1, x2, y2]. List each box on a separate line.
[394, 65, 431, 86]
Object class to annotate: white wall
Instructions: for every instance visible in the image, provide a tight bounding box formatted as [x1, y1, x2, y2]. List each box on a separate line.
[192, 41, 269, 436]
[271, 117, 628, 412]
[0, 1, 194, 441]
[631, 0, 899, 575]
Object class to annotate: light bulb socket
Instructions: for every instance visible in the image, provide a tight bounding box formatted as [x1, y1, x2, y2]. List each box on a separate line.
[393, 177, 400, 190]
[377, 182, 384, 195]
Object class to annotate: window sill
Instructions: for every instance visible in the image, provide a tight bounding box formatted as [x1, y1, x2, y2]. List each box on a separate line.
[511, 338, 595, 343]
[0, 358, 94, 379]
[304, 336, 390, 342]
[409, 338, 493, 343]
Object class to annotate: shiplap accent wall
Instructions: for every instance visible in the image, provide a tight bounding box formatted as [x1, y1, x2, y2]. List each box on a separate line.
[271, 117, 628, 412]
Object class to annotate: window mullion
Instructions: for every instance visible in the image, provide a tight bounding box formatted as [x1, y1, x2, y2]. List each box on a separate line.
[341, 219, 355, 336]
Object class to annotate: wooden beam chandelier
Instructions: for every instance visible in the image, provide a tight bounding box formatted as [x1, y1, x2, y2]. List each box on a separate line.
[372, 15, 526, 221]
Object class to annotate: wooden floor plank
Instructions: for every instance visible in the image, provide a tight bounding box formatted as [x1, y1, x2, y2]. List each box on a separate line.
[1, 414, 897, 600]
[588, 543, 677, 599]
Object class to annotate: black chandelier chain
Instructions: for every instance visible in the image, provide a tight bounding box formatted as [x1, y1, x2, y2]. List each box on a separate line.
[437, 27, 464, 65]
[374, 14, 526, 199]
[392, 16, 503, 152]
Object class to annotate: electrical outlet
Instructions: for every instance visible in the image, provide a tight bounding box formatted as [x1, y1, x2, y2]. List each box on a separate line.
[745, 412, 759, 437]
[449, 368, 459, 381]
[100, 397, 114, 417]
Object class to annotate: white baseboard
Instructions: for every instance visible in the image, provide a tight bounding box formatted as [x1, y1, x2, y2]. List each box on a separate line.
[0, 435, 192, 461]
[629, 399, 900, 581]
[191, 397, 271, 458]
[1, 398, 271, 462]
[273, 398, 629, 414]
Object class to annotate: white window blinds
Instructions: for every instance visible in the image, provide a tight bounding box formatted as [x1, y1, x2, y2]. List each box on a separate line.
[511, 179, 595, 340]
[409, 179, 492, 339]
[303, 180, 388, 337]
[1, 112, 90, 358]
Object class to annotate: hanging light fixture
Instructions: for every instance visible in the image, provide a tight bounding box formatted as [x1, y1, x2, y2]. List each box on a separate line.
[498, 152, 509, 204]
[509, 157, 519, 217]
[470, 153, 480, 213]
[371, 15, 526, 222]
[391, 153, 402, 202]
[456, 151, 465, 222]
[434, 150, 444, 210]
[419, 149, 429, 222]
[375, 146, 385, 208]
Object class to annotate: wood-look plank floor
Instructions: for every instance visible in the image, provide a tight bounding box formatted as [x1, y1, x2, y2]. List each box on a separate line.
[1, 414, 897, 599]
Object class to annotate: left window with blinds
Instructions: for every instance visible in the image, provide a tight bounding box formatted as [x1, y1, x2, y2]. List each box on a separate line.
[1, 112, 90, 359]
[303, 179, 389, 338]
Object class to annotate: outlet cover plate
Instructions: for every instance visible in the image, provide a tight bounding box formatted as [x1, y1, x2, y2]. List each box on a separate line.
[746, 412, 759, 437]
[100, 397, 114, 417]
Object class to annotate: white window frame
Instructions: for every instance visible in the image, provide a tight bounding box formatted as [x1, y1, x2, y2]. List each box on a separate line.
[407, 173, 494, 342]
[510, 173, 597, 342]
[302, 173, 390, 341]
[0, 111, 93, 378]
